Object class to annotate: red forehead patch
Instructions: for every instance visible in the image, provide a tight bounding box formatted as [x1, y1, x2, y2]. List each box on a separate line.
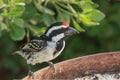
[62, 22, 69, 28]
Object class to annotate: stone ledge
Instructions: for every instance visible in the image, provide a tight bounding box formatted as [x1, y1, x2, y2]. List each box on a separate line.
[23, 51, 120, 80]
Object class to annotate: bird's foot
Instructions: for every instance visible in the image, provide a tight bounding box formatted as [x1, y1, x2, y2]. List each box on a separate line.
[47, 61, 55, 73]
[28, 70, 34, 79]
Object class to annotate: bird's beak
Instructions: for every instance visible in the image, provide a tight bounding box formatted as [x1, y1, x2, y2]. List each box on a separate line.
[65, 27, 79, 36]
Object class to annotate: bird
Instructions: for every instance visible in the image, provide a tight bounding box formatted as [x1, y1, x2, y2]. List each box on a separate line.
[16, 22, 79, 78]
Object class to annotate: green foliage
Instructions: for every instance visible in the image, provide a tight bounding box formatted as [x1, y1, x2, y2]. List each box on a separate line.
[0, 0, 25, 40]
[9, 22, 25, 40]
[0, 0, 105, 41]
[72, 19, 85, 32]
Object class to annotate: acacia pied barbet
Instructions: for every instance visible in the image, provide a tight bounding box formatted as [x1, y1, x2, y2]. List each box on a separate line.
[17, 22, 79, 78]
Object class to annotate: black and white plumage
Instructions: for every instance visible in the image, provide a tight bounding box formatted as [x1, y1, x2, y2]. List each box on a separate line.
[17, 22, 79, 78]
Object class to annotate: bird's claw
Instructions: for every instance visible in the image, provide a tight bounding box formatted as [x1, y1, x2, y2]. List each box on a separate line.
[28, 70, 34, 79]
[47, 62, 56, 73]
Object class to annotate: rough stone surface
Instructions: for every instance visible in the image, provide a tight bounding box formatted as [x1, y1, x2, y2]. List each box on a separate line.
[74, 73, 120, 80]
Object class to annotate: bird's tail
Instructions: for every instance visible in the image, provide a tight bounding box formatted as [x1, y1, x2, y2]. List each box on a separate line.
[12, 51, 22, 55]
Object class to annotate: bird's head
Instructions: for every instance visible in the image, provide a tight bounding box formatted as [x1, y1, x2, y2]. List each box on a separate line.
[45, 22, 79, 42]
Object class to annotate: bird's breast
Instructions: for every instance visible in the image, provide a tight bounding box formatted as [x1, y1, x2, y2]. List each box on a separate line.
[26, 41, 56, 65]
[26, 41, 65, 65]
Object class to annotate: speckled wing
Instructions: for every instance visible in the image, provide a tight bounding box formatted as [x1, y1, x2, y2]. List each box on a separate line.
[22, 39, 47, 52]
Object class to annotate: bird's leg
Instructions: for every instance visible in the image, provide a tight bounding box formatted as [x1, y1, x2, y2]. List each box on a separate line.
[27, 64, 34, 79]
[25, 52, 34, 79]
[47, 61, 55, 72]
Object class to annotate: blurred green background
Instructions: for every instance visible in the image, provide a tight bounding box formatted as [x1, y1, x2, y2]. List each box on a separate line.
[0, 0, 120, 80]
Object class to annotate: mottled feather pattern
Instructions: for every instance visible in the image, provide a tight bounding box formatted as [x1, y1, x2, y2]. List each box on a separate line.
[22, 39, 46, 52]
